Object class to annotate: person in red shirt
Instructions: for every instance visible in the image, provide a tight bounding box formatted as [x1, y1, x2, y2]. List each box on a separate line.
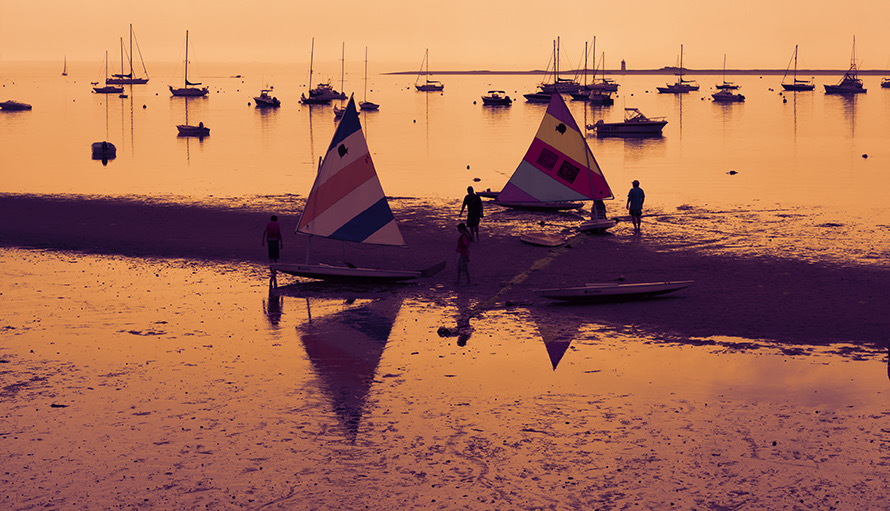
[455, 223, 472, 285]
[262, 215, 283, 263]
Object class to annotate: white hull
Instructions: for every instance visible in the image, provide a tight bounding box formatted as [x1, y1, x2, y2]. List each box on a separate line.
[538, 281, 694, 302]
[272, 261, 445, 282]
[520, 232, 565, 247]
[579, 218, 616, 232]
[494, 200, 584, 211]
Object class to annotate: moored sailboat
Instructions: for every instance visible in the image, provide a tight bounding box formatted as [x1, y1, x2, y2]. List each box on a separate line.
[415, 49, 444, 92]
[92, 51, 124, 94]
[106, 24, 149, 85]
[494, 93, 614, 222]
[781, 44, 815, 91]
[169, 31, 209, 97]
[359, 47, 379, 110]
[272, 96, 445, 282]
[657, 44, 699, 93]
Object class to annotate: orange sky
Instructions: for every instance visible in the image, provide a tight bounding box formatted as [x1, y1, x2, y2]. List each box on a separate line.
[1, 1, 888, 70]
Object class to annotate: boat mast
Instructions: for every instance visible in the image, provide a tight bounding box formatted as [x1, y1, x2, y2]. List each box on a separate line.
[340, 41, 345, 99]
[363, 47, 369, 102]
[128, 24, 134, 77]
[118, 38, 124, 82]
[309, 37, 315, 90]
[184, 30, 189, 87]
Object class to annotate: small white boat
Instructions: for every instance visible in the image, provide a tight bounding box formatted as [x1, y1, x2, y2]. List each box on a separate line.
[254, 88, 280, 107]
[272, 97, 445, 283]
[176, 122, 209, 137]
[538, 280, 694, 302]
[589, 108, 667, 138]
[579, 200, 616, 233]
[0, 100, 32, 111]
[273, 262, 444, 282]
[520, 232, 566, 247]
[481, 90, 512, 105]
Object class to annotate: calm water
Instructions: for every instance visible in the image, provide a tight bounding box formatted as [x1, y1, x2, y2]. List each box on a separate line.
[3, 60, 889, 267]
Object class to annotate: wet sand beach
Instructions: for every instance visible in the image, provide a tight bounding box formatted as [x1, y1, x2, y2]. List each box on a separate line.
[2, 193, 889, 509]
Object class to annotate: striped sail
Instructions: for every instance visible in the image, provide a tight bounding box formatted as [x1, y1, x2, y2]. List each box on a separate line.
[297, 97, 405, 246]
[497, 93, 613, 203]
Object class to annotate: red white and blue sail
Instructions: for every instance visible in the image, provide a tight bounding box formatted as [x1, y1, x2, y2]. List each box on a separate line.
[298, 97, 405, 246]
[497, 93, 612, 203]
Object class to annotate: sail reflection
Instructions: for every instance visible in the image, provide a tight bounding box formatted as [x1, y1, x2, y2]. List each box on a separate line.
[298, 297, 403, 442]
[529, 311, 580, 370]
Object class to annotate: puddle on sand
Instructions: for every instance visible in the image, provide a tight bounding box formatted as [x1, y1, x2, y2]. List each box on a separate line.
[2, 247, 889, 509]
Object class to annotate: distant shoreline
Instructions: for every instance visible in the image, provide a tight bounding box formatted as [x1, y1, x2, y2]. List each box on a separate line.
[386, 68, 890, 76]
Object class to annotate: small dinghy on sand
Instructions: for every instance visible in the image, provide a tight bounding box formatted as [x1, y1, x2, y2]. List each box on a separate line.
[538, 280, 694, 302]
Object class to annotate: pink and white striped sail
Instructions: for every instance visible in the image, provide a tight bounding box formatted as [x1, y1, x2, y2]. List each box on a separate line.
[297, 97, 405, 246]
[497, 93, 613, 203]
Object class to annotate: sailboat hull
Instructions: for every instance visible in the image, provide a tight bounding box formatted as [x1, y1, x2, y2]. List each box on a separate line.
[538, 281, 694, 302]
[781, 83, 815, 91]
[170, 86, 209, 97]
[272, 261, 445, 282]
[106, 77, 148, 85]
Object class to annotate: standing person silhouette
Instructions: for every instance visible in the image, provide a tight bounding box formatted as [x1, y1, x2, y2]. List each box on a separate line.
[459, 186, 484, 241]
[626, 180, 645, 233]
[455, 223, 472, 285]
[262, 215, 283, 263]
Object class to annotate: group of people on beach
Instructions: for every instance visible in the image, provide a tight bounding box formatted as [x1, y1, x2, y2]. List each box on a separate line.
[451, 180, 644, 284]
[261, 180, 644, 284]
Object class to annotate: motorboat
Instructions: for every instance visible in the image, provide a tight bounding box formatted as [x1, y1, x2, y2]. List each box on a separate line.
[523, 91, 552, 103]
[589, 108, 667, 138]
[881, 78, 890, 89]
[91, 141, 116, 160]
[254, 88, 280, 107]
[176, 122, 210, 137]
[0, 100, 32, 111]
[824, 37, 866, 94]
[481, 90, 512, 105]
[712, 89, 745, 102]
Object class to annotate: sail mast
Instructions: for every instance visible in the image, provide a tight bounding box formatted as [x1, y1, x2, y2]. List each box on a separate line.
[184, 30, 189, 87]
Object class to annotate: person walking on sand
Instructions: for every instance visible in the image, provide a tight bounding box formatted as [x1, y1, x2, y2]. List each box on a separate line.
[455, 223, 472, 285]
[626, 180, 645, 232]
[262, 215, 283, 263]
[459, 186, 483, 241]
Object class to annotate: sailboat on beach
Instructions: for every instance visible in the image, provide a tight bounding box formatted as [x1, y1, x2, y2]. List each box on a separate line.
[106, 24, 149, 85]
[494, 92, 614, 220]
[781, 44, 815, 91]
[169, 31, 208, 97]
[272, 96, 444, 282]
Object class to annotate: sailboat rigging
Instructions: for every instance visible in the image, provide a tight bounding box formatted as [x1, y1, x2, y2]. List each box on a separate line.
[92, 51, 124, 94]
[657, 44, 699, 93]
[169, 30, 209, 97]
[106, 24, 149, 85]
[359, 47, 379, 111]
[781, 45, 814, 91]
[415, 49, 444, 91]
[272, 96, 444, 282]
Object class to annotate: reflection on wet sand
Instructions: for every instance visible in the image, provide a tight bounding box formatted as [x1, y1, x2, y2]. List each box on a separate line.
[297, 297, 403, 441]
[532, 312, 580, 370]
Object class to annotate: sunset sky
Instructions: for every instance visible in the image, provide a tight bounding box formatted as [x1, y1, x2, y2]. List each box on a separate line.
[1, 0, 888, 70]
